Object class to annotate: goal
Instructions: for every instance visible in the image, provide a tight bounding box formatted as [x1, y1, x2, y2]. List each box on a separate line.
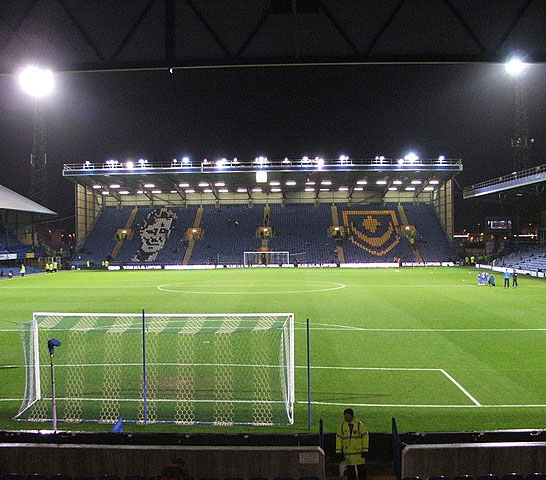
[243, 251, 290, 266]
[16, 312, 295, 426]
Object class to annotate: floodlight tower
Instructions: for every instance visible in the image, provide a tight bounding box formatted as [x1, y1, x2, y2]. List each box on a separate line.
[505, 58, 530, 171]
[18, 66, 54, 206]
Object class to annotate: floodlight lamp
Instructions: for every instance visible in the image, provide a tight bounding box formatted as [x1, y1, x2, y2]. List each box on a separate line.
[19, 66, 54, 98]
[182, 157, 190, 163]
[126, 161, 134, 169]
[404, 152, 419, 162]
[505, 58, 526, 76]
[438, 155, 445, 161]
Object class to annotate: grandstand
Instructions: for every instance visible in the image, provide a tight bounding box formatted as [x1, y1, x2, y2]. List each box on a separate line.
[0, 184, 56, 272]
[64, 156, 461, 267]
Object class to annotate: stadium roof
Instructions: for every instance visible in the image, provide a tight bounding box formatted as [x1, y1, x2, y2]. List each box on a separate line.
[63, 156, 462, 201]
[0, 185, 56, 215]
[463, 162, 546, 201]
[0, 0, 545, 74]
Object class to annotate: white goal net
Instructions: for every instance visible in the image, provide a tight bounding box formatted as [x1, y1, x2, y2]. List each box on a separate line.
[16, 312, 295, 426]
[243, 251, 290, 266]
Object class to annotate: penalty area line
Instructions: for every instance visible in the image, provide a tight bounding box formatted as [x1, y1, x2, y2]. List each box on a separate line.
[440, 369, 481, 406]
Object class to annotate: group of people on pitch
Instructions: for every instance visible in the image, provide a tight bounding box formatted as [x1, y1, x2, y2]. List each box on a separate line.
[477, 270, 518, 287]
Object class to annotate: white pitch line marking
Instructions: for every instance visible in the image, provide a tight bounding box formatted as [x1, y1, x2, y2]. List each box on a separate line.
[302, 401, 546, 409]
[440, 369, 481, 406]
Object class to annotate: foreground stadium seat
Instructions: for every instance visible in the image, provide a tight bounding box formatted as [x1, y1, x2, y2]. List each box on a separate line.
[99, 476, 120, 480]
[477, 475, 498, 480]
[526, 475, 546, 480]
[2, 475, 24, 480]
[502, 474, 524, 480]
[299, 476, 319, 480]
[50, 475, 72, 480]
[428, 476, 448, 480]
[124, 476, 145, 480]
[402, 477, 421, 480]
[453, 476, 473, 480]
[26, 475, 48, 480]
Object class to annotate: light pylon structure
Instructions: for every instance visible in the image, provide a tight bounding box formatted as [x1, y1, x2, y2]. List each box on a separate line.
[511, 73, 530, 171]
[506, 58, 531, 171]
[18, 65, 54, 207]
[30, 99, 48, 206]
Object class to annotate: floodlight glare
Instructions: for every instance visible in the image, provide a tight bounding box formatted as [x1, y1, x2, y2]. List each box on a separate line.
[505, 58, 525, 76]
[19, 66, 54, 98]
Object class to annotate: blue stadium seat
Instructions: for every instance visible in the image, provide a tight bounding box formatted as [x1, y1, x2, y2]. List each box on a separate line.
[49, 475, 72, 480]
[99, 476, 120, 480]
[428, 476, 448, 480]
[526, 475, 546, 480]
[402, 477, 421, 480]
[124, 476, 145, 480]
[476, 475, 498, 480]
[501, 474, 524, 480]
[26, 475, 47, 480]
[453, 476, 473, 480]
[2, 475, 24, 480]
[299, 476, 319, 480]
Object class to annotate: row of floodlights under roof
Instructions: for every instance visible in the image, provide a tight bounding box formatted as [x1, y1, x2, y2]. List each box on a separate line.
[94, 181, 439, 195]
[90, 153, 447, 170]
[94, 179, 440, 189]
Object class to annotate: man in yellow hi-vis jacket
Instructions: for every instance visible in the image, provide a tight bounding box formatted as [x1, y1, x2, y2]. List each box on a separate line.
[336, 408, 369, 480]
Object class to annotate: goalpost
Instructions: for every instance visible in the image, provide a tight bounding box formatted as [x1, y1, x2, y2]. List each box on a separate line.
[16, 312, 295, 426]
[243, 251, 290, 266]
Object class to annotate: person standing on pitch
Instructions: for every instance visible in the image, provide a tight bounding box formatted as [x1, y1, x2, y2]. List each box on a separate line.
[336, 408, 369, 480]
[512, 271, 518, 287]
[20, 264, 26, 277]
[504, 270, 510, 288]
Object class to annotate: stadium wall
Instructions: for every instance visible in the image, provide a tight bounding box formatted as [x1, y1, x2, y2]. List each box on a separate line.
[75, 184, 103, 248]
[0, 442, 325, 479]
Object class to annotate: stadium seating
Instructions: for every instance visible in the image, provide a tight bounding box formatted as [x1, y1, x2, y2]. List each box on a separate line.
[0, 225, 34, 256]
[115, 207, 197, 264]
[75, 207, 132, 265]
[190, 205, 262, 265]
[403, 204, 457, 262]
[337, 203, 414, 263]
[267, 204, 336, 264]
[71, 203, 457, 265]
[498, 246, 546, 272]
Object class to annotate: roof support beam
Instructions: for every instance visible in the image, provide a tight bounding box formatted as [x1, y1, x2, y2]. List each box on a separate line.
[110, 0, 158, 62]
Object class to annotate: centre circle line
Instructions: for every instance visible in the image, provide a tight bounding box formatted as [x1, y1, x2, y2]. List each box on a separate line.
[156, 281, 346, 295]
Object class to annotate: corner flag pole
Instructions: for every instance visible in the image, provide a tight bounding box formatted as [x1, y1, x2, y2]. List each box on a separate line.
[306, 318, 312, 431]
[142, 308, 148, 426]
[47, 338, 61, 432]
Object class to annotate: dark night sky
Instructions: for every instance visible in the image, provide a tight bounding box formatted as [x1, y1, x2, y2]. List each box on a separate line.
[1, 62, 545, 230]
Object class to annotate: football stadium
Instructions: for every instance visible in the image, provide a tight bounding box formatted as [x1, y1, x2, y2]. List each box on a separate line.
[2, 2, 546, 479]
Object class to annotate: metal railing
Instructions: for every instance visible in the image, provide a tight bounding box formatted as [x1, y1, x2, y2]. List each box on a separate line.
[464, 163, 546, 192]
[63, 156, 462, 173]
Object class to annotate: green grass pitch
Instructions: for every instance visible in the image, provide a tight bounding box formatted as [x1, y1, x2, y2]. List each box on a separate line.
[1, 266, 546, 433]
